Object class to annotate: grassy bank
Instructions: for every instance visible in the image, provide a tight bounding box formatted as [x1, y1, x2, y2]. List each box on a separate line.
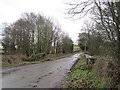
[2, 53, 75, 68]
[64, 54, 106, 88]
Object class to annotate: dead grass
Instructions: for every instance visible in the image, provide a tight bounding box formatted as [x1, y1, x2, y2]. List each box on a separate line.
[2, 54, 26, 67]
[93, 56, 109, 83]
[93, 56, 119, 88]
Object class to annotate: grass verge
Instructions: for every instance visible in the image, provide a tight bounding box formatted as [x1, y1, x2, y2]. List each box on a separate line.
[64, 54, 106, 88]
[2, 53, 75, 68]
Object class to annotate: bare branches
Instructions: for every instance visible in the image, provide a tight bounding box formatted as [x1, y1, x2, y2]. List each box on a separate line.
[66, 0, 94, 19]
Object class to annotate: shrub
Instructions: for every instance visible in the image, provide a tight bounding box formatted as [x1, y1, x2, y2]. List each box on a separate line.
[26, 53, 46, 61]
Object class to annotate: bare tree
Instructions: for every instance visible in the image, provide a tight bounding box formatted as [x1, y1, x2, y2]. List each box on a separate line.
[66, 0, 120, 87]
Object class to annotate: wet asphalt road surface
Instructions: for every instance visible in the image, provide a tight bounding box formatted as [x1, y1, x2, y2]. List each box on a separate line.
[2, 53, 80, 88]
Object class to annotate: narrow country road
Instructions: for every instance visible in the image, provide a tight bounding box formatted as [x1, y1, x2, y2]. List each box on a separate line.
[2, 53, 80, 88]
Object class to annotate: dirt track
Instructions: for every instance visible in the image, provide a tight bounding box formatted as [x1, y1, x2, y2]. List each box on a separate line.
[2, 53, 80, 88]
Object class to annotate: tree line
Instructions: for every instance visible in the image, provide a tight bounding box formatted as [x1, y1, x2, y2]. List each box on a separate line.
[67, 0, 120, 88]
[2, 12, 73, 56]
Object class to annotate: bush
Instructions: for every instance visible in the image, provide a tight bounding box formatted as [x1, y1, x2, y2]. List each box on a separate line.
[26, 53, 46, 61]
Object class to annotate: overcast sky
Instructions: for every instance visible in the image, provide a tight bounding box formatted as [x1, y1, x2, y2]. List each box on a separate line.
[0, 0, 88, 44]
